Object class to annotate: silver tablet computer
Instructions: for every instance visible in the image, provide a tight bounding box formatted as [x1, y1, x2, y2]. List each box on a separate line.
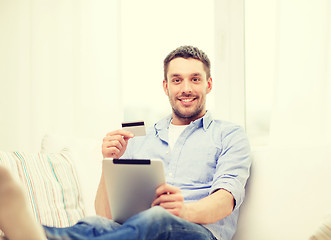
[102, 158, 165, 223]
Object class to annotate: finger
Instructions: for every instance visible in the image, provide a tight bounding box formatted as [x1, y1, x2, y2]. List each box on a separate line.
[154, 201, 183, 218]
[152, 192, 183, 207]
[166, 208, 181, 217]
[103, 135, 127, 151]
[104, 134, 120, 141]
[155, 184, 181, 197]
[159, 201, 181, 209]
[102, 147, 120, 158]
[103, 139, 121, 149]
[106, 130, 134, 139]
[151, 196, 162, 207]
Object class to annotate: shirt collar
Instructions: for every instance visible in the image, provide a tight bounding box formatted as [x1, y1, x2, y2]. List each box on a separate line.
[201, 111, 213, 131]
[191, 111, 213, 131]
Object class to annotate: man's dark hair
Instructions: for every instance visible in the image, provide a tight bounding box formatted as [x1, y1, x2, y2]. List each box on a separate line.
[163, 45, 211, 81]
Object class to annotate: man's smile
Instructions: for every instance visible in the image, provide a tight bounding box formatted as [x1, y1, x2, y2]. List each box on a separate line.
[177, 97, 198, 106]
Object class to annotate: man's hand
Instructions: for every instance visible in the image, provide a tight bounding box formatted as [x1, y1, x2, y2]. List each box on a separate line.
[152, 184, 235, 224]
[102, 130, 134, 159]
[152, 184, 188, 219]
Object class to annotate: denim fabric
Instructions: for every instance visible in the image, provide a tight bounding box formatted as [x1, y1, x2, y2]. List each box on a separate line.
[44, 207, 217, 240]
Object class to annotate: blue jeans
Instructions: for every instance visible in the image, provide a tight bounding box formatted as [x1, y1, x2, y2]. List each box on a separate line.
[44, 206, 217, 240]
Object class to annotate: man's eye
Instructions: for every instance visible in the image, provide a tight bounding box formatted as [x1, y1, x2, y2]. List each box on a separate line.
[192, 78, 200, 82]
[172, 79, 181, 83]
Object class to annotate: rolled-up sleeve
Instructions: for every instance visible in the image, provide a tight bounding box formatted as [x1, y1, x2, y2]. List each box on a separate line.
[209, 126, 251, 210]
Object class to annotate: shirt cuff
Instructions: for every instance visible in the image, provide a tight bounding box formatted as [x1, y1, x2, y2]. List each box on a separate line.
[209, 178, 245, 210]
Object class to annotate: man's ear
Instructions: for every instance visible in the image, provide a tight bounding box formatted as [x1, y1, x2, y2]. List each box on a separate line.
[163, 80, 169, 96]
[206, 77, 213, 94]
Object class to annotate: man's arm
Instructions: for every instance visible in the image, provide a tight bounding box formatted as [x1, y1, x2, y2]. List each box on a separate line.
[183, 189, 234, 224]
[152, 184, 234, 224]
[95, 172, 112, 218]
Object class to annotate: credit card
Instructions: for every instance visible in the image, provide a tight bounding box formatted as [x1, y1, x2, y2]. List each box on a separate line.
[122, 121, 146, 136]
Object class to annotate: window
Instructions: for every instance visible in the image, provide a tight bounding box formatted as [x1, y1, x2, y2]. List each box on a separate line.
[119, 0, 215, 127]
[245, 0, 276, 145]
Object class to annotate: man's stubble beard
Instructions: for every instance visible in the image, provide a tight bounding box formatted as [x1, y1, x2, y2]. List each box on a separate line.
[168, 94, 206, 122]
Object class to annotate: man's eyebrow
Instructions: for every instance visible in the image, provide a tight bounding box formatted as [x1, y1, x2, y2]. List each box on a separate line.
[191, 73, 202, 77]
[169, 73, 203, 78]
[169, 73, 181, 78]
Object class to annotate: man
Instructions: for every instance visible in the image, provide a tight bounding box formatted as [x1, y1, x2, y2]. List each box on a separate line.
[0, 46, 251, 240]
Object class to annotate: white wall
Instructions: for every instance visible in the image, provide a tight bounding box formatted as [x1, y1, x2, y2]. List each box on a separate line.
[245, 0, 277, 145]
[0, 0, 122, 152]
[214, 0, 245, 128]
[245, 0, 331, 147]
[119, 0, 216, 127]
[0, 0, 243, 151]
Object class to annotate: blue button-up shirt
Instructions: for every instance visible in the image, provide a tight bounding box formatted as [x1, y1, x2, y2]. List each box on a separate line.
[121, 112, 251, 240]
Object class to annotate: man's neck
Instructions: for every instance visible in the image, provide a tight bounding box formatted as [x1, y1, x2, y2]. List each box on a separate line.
[171, 111, 207, 125]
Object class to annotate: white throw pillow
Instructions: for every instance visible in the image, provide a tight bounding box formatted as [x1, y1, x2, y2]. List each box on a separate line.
[309, 214, 331, 240]
[0, 150, 85, 228]
[41, 134, 103, 216]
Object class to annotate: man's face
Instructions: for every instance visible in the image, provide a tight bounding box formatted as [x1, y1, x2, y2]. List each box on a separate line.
[163, 57, 212, 125]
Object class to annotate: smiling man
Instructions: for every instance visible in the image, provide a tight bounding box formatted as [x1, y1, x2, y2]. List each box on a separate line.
[163, 56, 212, 125]
[94, 46, 251, 240]
[0, 46, 251, 240]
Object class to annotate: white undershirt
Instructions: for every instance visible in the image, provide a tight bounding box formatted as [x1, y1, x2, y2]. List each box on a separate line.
[168, 123, 188, 150]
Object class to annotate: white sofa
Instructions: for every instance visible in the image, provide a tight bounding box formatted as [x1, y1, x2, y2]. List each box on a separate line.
[233, 146, 331, 240]
[1, 134, 330, 239]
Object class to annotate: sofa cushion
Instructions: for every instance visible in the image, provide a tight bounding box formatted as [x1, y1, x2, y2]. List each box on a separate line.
[40, 133, 102, 216]
[0, 149, 85, 228]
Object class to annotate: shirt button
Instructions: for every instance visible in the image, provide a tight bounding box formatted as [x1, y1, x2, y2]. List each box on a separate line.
[168, 172, 173, 177]
[166, 151, 169, 154]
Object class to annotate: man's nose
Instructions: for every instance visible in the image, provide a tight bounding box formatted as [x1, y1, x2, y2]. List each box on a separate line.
[181, 79, 192, 93]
